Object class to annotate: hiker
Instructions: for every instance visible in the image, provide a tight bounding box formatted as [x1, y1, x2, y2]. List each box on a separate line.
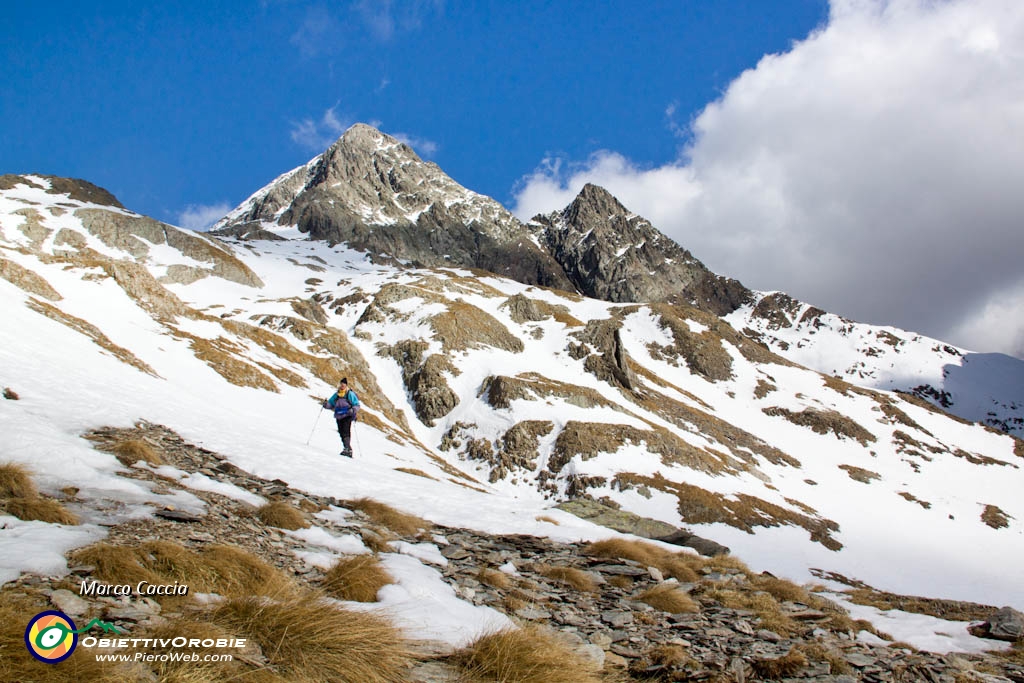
[323, 378, 360, 457]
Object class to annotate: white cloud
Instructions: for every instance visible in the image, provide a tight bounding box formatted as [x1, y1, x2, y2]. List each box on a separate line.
[177, 202, 233, 231]
[512, 0, 1024, 359]
[352, 0, 444, 42]
[392, 132, 440, 157]
[290, 106, 351, 151]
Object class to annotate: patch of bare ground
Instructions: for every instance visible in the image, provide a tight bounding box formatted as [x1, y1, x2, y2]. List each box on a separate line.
[481, 373, 617, 410]
[981, 504, 1012, 529]
[25, 297, 159, 377]
[762, 406, 876, 445]
[652, 302, 794, 369]
[843, 586, 998, 622]
[631, 385, 800, 468]
[626, 359, 714, 409]
[754, 378, 777, 399]
[13, 208, 52, 249]
[548, 421, 735, 476]
[167, 326, 280, 391]
[1015, 436, 1024, 459]
[896, 389, 976, 426]
[953, 448, 1014, 467]
[838, 464, 881, 483]
[500, 292, 582, 327]
[429, 299, 524, 353]
[0, 255, 62, 300]
[615, 472, 843, 550]
[645, 305, 735, 382]
[897, 491, 932, 509]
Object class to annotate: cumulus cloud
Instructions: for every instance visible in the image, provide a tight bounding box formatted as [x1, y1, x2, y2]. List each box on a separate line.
[512, 0, 1024, 358]
[352, 0, 445, 42]
[178, 202, 233, 231]
[290, 106, 351, 151]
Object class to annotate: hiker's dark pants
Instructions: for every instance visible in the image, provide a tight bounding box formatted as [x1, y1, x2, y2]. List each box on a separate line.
[336, 416, 353, 451]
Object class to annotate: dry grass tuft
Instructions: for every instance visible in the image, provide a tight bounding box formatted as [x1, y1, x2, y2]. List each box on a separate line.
[536, 564, 598, 592]
[70, 541, 294, 603]
[1, 497, 79, 525]
[322, 554, 394, 602]
[0, 589, 126, 681]
[2, 387, 18, 400]
[753, 575, 811, 603]
[584, 538, 704, 583]
[535, 515, 560, 525]
[705, 588, 797, 636]
[256, 500, 310, 530]
[395, 467, 438, 480]
[478, 568, 513, 590]
[450, 625, 601, 683]
[639, 584, 699, 613]
[608, 575, 634, 590]
[211, 594, 412, 682]
[751, 648, 808, 678]
[0, 462, 37, 499]
[110, 438, 164, 466]
[347, 497, 430, 536]
[801, 642, 852, 674]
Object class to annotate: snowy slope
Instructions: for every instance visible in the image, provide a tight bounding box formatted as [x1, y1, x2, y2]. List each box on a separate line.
[1, 175, 1023, 654]
[730, 291, 1024, 436]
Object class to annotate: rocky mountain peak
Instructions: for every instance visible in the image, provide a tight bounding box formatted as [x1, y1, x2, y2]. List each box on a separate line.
[563, 182, 630, 224]
[215, 124, 574, 289]
[529, 184, 751, 314]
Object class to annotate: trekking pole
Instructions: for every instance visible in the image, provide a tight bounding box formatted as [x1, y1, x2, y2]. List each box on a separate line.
[305, 403, 324, 445]
[353, 420, 362, 458]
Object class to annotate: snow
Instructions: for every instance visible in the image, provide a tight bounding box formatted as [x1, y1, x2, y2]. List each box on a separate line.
[344, 553, 512, 647]
[2, 183, 1023, 655]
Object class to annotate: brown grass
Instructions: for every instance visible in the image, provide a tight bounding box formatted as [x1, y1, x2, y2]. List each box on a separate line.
[614, 473, 843, 551]
[256, 501, 310, 530]
[347, 497, 430, 536]
[0, 590, 126, 681]
[639, 584, 699, 613]
[981, 504, 1011, 529]
[839, 464, 881, 484]
[478, 568, 513, 589]
[584, 538, 704, 583]
[801, 642, 852, 674]
[0, 462, 37, 498]
[449, 625, 601, 683]
[843, 587, 996, 622]
[705, 588, 797, 636]
[211, 594, 412, 682]
[1, 497, 79, 524]
[69, 541, 294, 603]
[752, 575, 811, 603]
[535, 515, 560, 525]
[607, 575, 633, 590]
[536, 564, 598, 592]
[26, 297, 159, 377]
[322, 554, 394, 602]
[109, 438, 164, 466]
[395, 467, 437, 480]
[751, 648, 808, 678]
[762, 405, 876, 445]
[2, 387, 18, 400]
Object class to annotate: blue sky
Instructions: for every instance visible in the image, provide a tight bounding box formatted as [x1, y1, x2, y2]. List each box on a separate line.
[5, 1, 1024, 359]
[2, 1, 826, 223]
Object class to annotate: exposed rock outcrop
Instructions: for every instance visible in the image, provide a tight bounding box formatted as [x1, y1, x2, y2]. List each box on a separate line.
[529, 184, 751, 314]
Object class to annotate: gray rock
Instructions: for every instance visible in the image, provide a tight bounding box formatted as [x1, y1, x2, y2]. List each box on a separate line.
[576, 644, 605, 669]
[514, 606, 551, 620]
[50, 589, 89, 617]
[602, 611, 634, 627]
[980, 606, 1024, 642]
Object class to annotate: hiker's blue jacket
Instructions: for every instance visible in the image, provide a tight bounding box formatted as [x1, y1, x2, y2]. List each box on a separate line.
[324, 389, 360, 420]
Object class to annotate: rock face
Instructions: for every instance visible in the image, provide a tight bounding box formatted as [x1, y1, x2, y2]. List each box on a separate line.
[215, 124, 573, 290]
[529, 184, 751, 314]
